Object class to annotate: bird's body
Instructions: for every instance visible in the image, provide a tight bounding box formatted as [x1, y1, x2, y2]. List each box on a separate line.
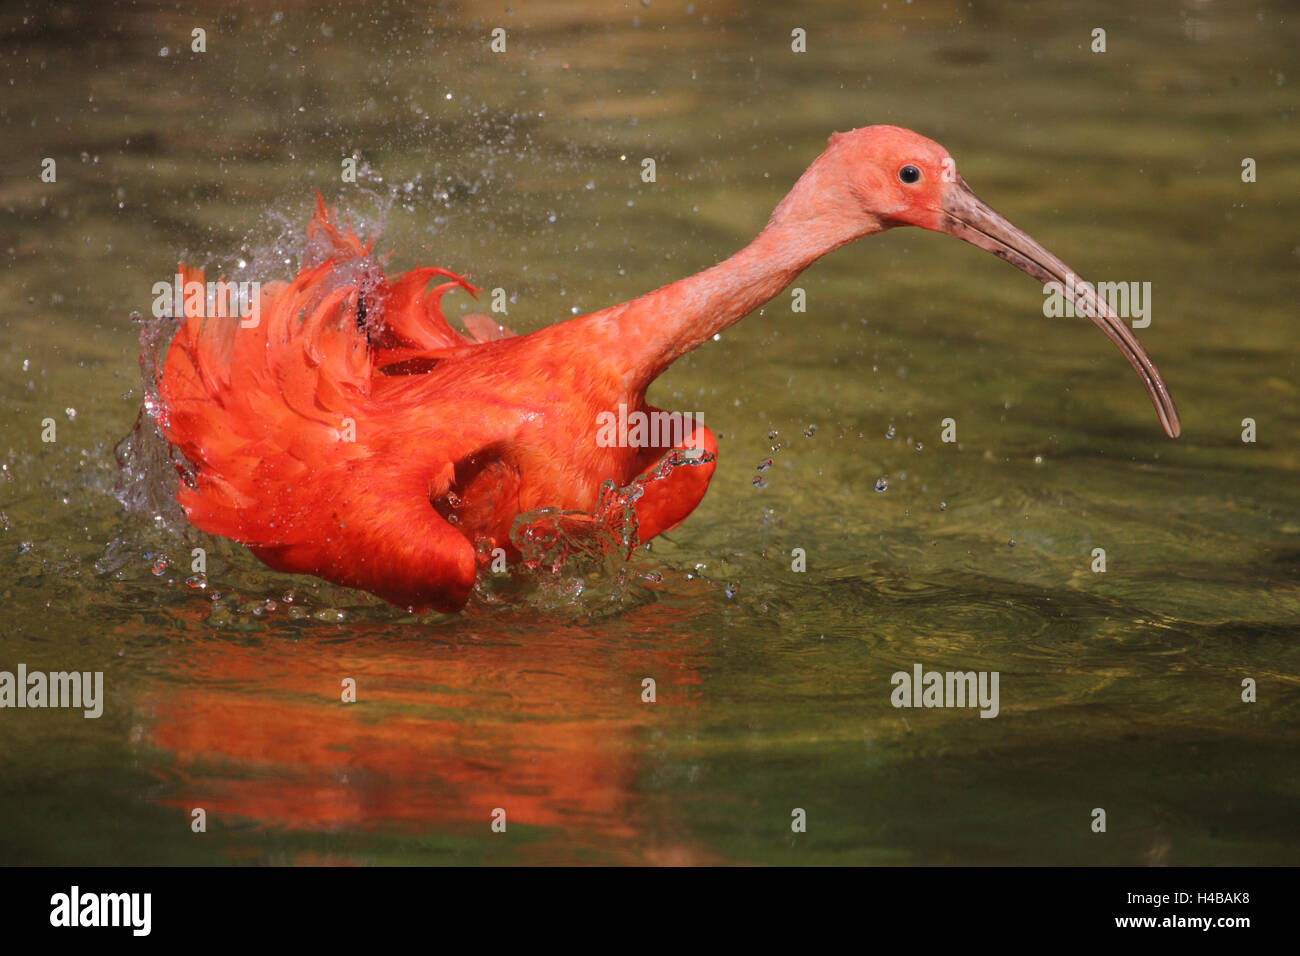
[158, 206, 719, 610]
[154, 126, 1179, 612]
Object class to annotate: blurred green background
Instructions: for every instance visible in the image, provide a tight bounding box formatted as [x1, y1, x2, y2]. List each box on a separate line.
[0, 0, 1296, 864]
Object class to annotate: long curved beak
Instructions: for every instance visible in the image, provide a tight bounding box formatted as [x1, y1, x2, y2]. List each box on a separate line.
[936, 179, 1180, 438]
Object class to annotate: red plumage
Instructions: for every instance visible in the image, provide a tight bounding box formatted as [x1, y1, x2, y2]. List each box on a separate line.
[157, 197, 715, 611]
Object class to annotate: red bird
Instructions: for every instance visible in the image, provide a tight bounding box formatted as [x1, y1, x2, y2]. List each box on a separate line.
[155, 126, 1180, 612]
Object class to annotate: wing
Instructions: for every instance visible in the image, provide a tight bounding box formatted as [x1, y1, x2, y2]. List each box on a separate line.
[154, 198, 514, 610]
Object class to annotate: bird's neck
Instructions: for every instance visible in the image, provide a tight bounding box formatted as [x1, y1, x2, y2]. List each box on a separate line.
[574, 163, 876, 392]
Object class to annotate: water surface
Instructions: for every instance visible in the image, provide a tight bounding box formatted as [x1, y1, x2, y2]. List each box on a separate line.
[1, 0, 1297, 864]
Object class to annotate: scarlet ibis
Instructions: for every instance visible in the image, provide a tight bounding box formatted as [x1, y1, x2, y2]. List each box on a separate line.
[154, 125, 1180, 612]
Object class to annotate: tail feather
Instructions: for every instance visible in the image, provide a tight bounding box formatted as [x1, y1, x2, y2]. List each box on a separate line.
[156, 198, 483, 552]
[305, 193, 375, 263]
[372, 269, 480, 352]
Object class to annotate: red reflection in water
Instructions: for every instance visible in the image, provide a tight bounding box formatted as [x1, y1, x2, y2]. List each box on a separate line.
[142, 600, 711, 862]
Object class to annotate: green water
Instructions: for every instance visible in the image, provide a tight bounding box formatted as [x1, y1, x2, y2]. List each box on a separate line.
[1, 0, 1297, 865]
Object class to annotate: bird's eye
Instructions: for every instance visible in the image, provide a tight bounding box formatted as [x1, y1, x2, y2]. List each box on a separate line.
[898, 165, 922, 185]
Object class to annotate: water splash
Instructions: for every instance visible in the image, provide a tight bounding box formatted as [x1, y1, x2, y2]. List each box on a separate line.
[504, 448, 717, 609]
[109, 310, 190, 539]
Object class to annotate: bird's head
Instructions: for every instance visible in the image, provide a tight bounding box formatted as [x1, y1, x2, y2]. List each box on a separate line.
[817, 125, 1180, 438]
